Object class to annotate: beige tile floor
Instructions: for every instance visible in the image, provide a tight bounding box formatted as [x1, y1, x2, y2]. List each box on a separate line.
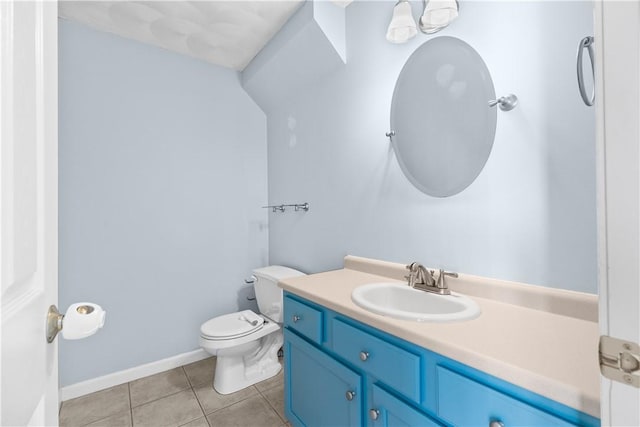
[59, 357, 288, 427]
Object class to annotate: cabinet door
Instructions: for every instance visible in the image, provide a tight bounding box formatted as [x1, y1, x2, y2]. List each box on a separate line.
[370, 385, 441, 427]
[284, 329, 362, 427]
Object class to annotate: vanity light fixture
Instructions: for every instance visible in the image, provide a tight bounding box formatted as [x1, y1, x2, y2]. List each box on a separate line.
[386, 0, 418, 44]
[418, 0, 459, 34]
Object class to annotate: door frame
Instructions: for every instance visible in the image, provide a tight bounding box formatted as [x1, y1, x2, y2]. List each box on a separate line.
[594, 0, 640, 425]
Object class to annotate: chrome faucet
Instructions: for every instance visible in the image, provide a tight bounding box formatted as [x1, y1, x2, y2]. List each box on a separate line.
[405, 262, 457, 296]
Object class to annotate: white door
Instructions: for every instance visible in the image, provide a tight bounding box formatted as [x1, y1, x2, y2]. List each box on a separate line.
[1, 1, 59, 425]
[595, 1, 640, 425]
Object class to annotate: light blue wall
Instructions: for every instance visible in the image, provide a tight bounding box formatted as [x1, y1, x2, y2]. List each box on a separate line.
[58, 20, 268, 386]
[264, 1, 597, 293]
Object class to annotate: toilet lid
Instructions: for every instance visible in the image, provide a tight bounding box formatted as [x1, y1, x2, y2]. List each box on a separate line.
[200, 310, 265, 340]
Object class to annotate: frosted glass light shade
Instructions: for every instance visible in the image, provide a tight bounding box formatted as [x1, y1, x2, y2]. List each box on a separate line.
[386, 0, 417, 44]
[419, 0, 459, 34]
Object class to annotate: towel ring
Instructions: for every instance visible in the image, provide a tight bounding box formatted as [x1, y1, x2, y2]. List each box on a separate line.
[577, 36, 595, 107]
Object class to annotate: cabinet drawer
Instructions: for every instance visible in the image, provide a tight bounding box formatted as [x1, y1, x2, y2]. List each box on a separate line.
[332, 318, 421, 402]
[437, 366, 576, 427]
[284, 296, 323, 344]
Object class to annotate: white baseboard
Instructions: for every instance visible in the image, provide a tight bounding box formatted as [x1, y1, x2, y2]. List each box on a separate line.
[60, 349, 210, 401]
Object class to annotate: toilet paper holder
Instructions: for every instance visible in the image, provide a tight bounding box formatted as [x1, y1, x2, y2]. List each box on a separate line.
[46, 303, 106, 343]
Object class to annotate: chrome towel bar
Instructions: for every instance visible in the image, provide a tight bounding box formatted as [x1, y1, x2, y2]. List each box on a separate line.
[262, 203, 310, 213]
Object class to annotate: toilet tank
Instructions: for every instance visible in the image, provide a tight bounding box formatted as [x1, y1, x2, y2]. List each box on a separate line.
[253, 265, 305, 323]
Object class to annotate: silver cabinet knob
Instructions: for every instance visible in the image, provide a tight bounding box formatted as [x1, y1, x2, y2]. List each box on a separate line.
[359, 351, 369, 361]
[345, 390, 356, 401]
[369, 409, 380, 420]
[489, 421, 505, 427]
[292, 315, 301, 323]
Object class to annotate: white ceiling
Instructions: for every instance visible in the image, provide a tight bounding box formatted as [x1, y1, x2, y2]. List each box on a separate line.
[58, 1, 306, 71]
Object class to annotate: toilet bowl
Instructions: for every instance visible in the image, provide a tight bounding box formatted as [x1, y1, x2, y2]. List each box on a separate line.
[199, 266, 305, 394]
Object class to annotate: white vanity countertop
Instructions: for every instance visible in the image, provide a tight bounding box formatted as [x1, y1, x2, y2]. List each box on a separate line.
[278, 256, 600, 418]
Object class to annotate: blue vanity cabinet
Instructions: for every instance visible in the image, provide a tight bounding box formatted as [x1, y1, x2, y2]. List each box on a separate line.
[283, 292, 600, 427]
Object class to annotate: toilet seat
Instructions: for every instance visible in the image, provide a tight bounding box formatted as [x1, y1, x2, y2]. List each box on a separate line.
[200, 310, 265, 340]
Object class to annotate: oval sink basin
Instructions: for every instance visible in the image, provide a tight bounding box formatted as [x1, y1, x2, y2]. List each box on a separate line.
[351, 282, 480, 322]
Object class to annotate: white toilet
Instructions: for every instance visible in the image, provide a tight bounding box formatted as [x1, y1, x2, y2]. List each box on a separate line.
[199, 265, 305, 394]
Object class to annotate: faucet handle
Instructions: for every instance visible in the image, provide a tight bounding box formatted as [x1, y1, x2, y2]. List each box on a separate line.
[406, 262, 419, 271]
[435, 269, 458, 288]
[405, 262, 421, 287]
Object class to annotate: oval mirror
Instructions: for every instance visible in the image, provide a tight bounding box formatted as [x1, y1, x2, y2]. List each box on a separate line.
[390, 36, 497, 197]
